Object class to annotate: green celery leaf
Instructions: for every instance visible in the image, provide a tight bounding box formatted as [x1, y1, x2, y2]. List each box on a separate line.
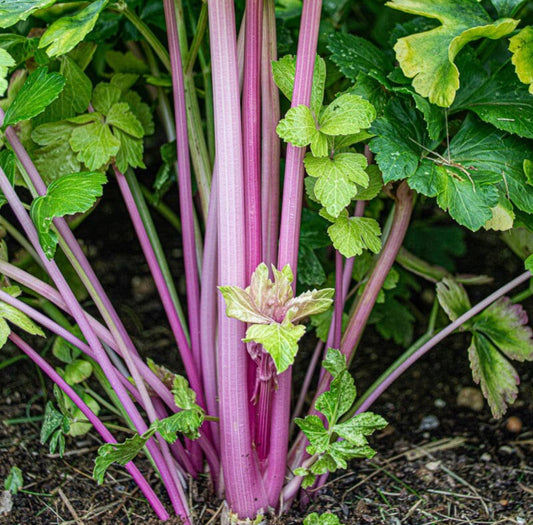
[69, 120, 120, 170]
[244, 318, 306, 373]
[171, 375, 197, 410]
[3, 67, 65, 127]
[436, 277, 471, 321]
[36, 56, 92, 124]
[32, 121, 76, 145]
[64, 359, 92, 385]
[328, 33, 392, 85]
[106, 102, 144, 138]
[315, 370, 356, 425]
[294, 415, 330, 454]
[110, 73, 139, 91]
[276, 105, 318, 147]
[305, 152, 368, 217]
[468, 332, 520, 418]
[484, 198, 515, 231]
[350, 73, 390, 116]
[272, 54, 327, 116]
[4, 466, 23, 494]
[371, 296, 415, 347]
[39, 0, 108, 58]
[0, 48, 15, 97]
[525, 253, 533, 272]
[105, 50, 149, 74]
[491, 0, 529, 16]
[322, 348, 347, 378]
[452, 61, 533, 138]
[30, 172, 107, 258]
[94, 433, 151, 484]
[298, 244, 326, 287]
[113, 129, 145, 173]
[356, 165, 383, 201]
[509, 26, 533, 94]
[472, 298, 533, 362]
[328, 214, 382, 258]
[33, 140, 81, 184]
[0, 1, 56, 28]
[369, 98, 435, 183]
[0, 149, 16, 209]
[388, 0, 518, 106]
[122, 90, 155, 135]
[92, 82, 121, 115]
[332, 412, 388, 444]
[304, 512, 342, 525]
[319, 94, 376, 136]
[52, 333, 82, 364]
[0, 295, 44, 348]
[40, 401, 65, 445]
[153, 409, 204, 441]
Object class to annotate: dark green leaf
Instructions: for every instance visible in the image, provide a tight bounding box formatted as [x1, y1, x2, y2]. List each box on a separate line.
[491, 0, 529, 17]
[40, 401, 64, 446]
[64, 359, 92, 385]
[315, 370, 356, 425]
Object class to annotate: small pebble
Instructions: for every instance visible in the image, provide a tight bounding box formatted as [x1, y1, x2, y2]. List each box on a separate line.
[480, 452, 492, 462]
[434, 398, 446, 408]
[498, 445, 514, 455]
[425, 460, 441, 471]
[505, 416, 523, 433]
[456, 387, 484, 411]
[516, 517, 526, 525]
[419, 415, 440, 431]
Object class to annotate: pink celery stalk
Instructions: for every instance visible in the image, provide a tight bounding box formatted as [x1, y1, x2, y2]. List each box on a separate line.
[208, 0, 266, 516]
[8, 333, 170, 521]
[266, 0, 323, 507]
[0, 170, 190, 520]
[261, 0, 281, 267]
[163, 0, 202, 378]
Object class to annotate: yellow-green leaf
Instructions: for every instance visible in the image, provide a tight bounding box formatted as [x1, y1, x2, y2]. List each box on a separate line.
[509, 26, 533, 95]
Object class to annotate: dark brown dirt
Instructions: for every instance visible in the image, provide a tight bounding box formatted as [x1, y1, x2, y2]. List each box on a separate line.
[0, 184, 532, 524]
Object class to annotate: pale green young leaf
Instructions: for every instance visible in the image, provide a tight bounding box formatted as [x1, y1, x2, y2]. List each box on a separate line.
[319, 94, 376, 136]
[272, 55, 327, 116]
[69, 121, 120, 171]
[468, 332, 520, 418]
[66, 393, 99, 436]
[328, 215, 382, 258]
[525, 253, 533, 272]
[30, 172, 107, 258]
[305, 152, 369, 217]
[3, 68, 65, 127]
[52, 334, 82, 364]
[4, 466, 23, 494]
[525, 159, 533, 185]
[436, 277, 471, 322]
[0, 299, 44, 348]
[310, 132, 329, 157]
[64, 359, 92, 385]
[315, 370, 356, 425]
[106, 102, 144, 138]
[0, 0, 56, 28]
[39, 0, 108, 58]
[294, 415, 330, 454]
[219, 285, 272, 324]
[509, 26, 533, 95]
[285, 288, 334, 323]
[110, 73, 139, 91]
[92, 83, 121, 115]
[472, 298, 533, 363]
[94, 433, 150, 484]
[276, 105, 318, 147]
[388, 0, 518, 106]
[484, 199, 515, 232]
[113, 129, 145, 174]
[244, 319, 306, 373]
[0, 48, 15, 96]
[105, 51, 149, 74]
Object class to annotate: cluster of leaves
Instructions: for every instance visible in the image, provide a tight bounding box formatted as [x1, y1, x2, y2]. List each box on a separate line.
[327, 0, 533, 234]
[220, 263, 334, 373]
[437, 277, 533, 417]
[274, 55, 383, 258]
[294, 349, 387, 487]
[93, 374, 204, 484]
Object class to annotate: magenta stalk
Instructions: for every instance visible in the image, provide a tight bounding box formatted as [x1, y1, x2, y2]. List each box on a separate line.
[266, 0, 323, 507]
[8, 333, 170, 521]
